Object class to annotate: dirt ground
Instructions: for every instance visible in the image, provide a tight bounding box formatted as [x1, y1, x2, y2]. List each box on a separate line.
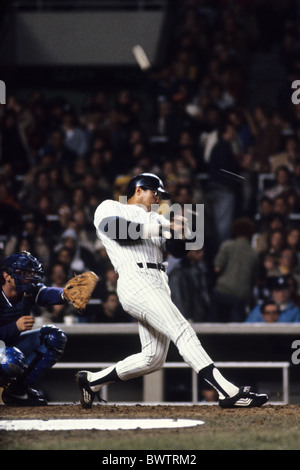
[0, 403, 291, 420]
[1, 404, 300, 450]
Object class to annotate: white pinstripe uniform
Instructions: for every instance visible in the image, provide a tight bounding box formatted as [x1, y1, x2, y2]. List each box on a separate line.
[89, 199, 239, 399]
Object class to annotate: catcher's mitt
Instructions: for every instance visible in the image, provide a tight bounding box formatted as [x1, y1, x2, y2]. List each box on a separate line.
[63, 271, 99, 313]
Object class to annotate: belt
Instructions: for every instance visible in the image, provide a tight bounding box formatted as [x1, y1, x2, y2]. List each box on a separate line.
[137, 262, 166, 272]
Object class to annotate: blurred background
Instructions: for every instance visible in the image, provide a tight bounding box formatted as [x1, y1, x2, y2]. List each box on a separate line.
[1, 0, 300, 403]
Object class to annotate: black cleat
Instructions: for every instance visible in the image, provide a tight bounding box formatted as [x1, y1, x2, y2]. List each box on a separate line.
[2, 385, 48, 406]
[219, 386, 268, 408]
[76, 371, 96, 409]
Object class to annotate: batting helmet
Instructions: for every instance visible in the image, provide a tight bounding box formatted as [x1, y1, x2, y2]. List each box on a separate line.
[0, 251, 44, 293]
[127, 173, 171, 200]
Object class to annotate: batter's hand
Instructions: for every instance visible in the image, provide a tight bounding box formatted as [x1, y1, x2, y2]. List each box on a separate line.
[170, 215, 191, 240]
[16, 315, 35, 332]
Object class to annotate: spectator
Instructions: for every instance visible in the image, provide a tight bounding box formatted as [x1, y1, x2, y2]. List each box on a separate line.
[246, 276, 300, 322]
[2, 0, 300, 331]
[286, 227, 300, 258]
[263, 165, 294, 200]
[68, 158, 88, 188]
[93, 239, 111, 277]
[118, 127, 150, 173]
[0, 180, 22, 236]
[46, 128, 78, 168]
[13, 236, 37, 259]
[48, 165, 70, 205]
[54, 247, 74, 278]
[54, 228, 96, 274]
[56, 203, 73, 237]
[267, 246, 299, 277]
[86, 150, 104, 180]
[168, 249, 212, 322]
[293, 158, 300, 193]
[174, 129, 199, 172]
[72, 208, 95, 252]
[35, 194, 55, 221]
[40, 262, 75, 323]
[19, 147, 56, 191]
[250, 104, 282, 173]
[206, 121, 243, 254]
[97, 264, 119, 299]
[253, 252, 279, 304]
[61, 109, 89, 158]
[281, 188, 300, 214]
[210, 217, 258, 322]
[0, 108, 30, 174]
[272, 194, 290, 218]
[255, 196, 274, 233]
[81, 171, 111, 202]
[266, 228, 287, 258]
[47, 95, 68, 130]
[256, 300, 280, 323]
[269, 135, 300, 173]
[227, 106, 255, 154]
[71, 185, 94, 222]
[253, 215, 286, 255]
[3, 216, 51, 270]
[19, 168, 65, 213]
[149, 98, 181, 153]
[112, 174, 132, 201]
[85, 291, 129, 323]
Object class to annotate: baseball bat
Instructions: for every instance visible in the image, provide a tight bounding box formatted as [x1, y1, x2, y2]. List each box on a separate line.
[132, 45, 151, 70]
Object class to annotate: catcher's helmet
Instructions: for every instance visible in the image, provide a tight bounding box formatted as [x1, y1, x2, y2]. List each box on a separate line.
[1, 251, 44, 293]
[0, 346, 26, 379]
[127, 173, 171, 199]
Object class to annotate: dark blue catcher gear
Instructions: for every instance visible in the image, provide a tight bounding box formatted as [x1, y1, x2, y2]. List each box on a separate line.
[0, 346, 26, 386]
[1, 251, 44, 293]
[39, 325, 67, 354]
[22, 325, 67, 387]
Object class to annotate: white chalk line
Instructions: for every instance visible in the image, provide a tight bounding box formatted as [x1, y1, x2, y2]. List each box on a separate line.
[0, 418, 205, 431]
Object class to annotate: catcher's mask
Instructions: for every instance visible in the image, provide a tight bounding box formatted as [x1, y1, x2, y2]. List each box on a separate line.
[127, 173, 171, 200]
[1, 251, 44, 293]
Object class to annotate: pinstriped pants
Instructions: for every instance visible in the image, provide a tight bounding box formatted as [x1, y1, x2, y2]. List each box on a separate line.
[115, 269, 213, 381]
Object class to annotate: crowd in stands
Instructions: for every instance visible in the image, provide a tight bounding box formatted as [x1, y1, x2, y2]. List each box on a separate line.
[1, 0, 300, 324]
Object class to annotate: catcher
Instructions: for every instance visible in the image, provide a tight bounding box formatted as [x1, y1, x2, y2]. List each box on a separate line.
[0, 251, 98, 406]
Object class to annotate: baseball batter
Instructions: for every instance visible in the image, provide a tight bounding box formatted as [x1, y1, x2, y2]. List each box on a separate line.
[76, 173, 268, 408]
